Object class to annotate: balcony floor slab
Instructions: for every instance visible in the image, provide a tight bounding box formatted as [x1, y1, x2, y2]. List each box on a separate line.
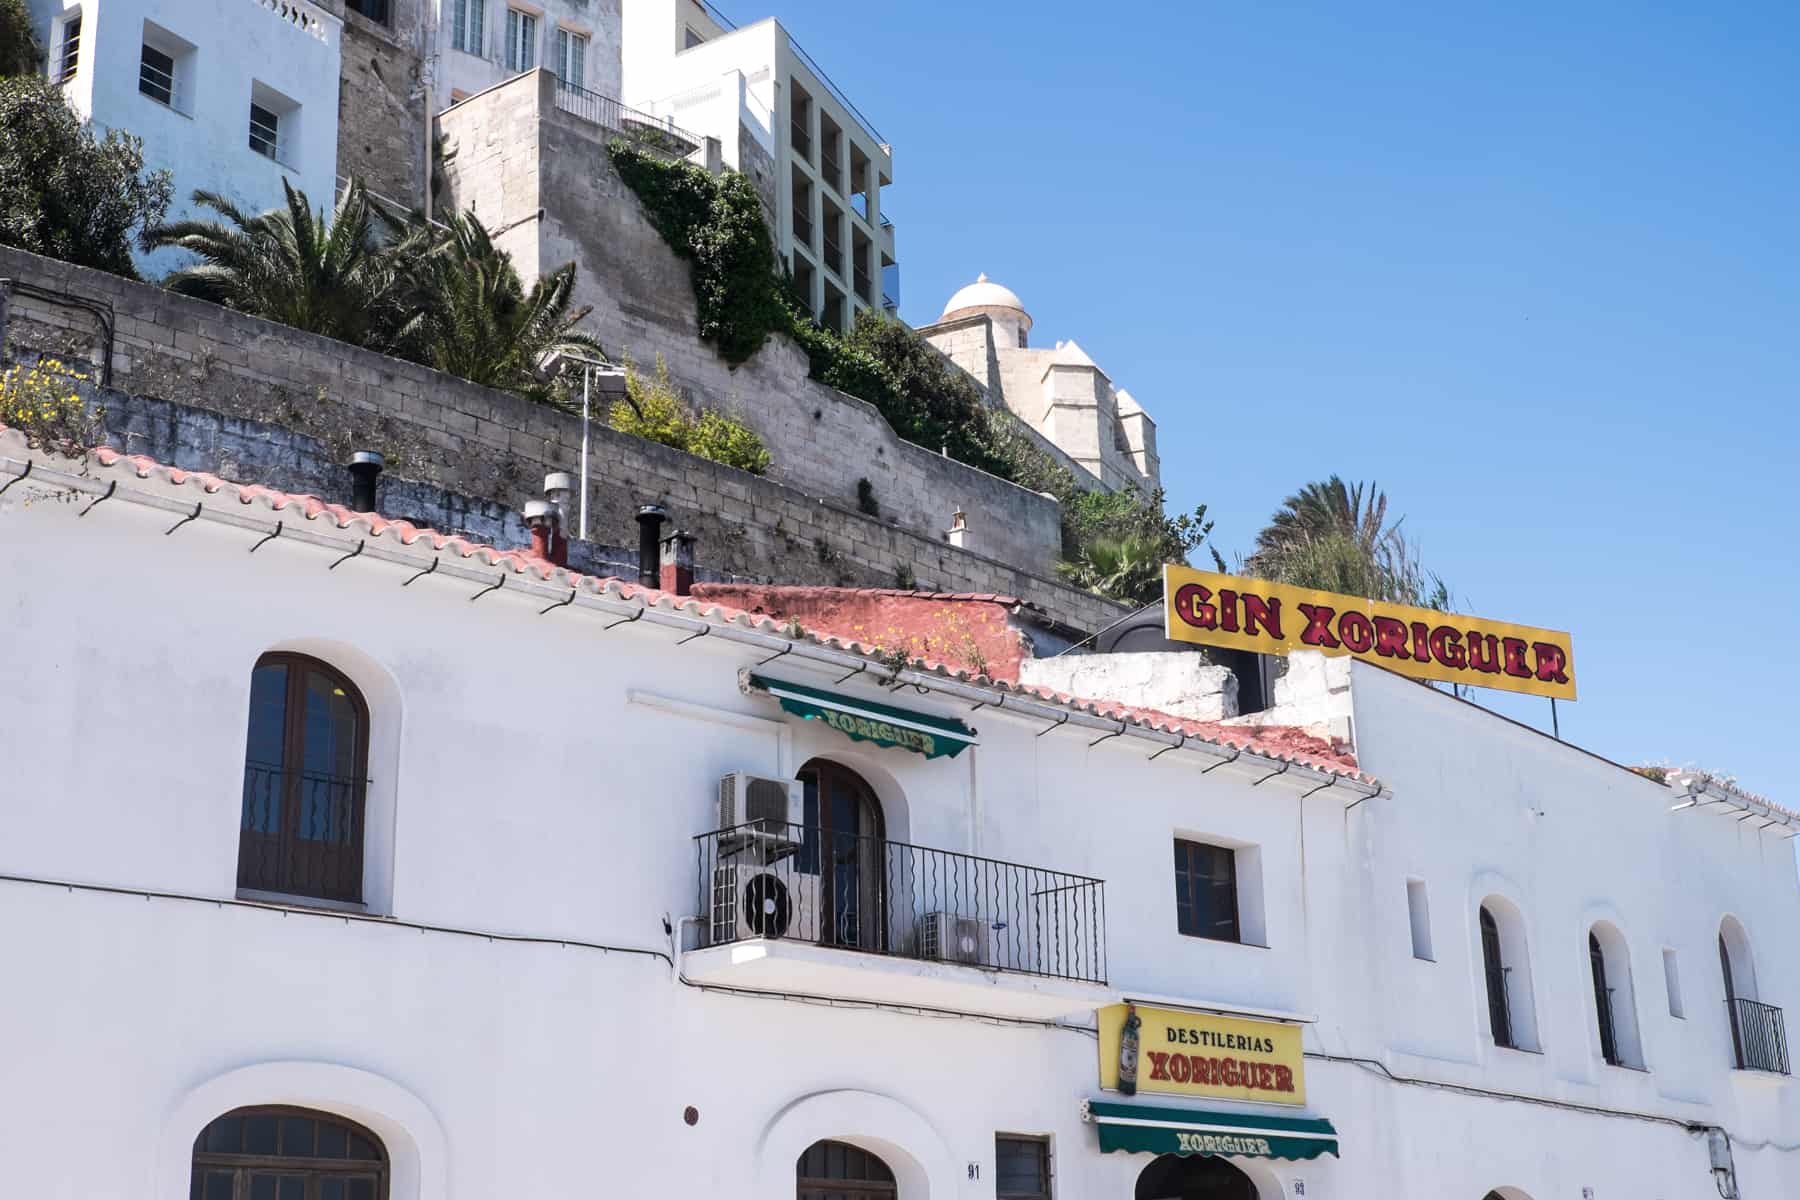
[682, 939, 1116, 1021]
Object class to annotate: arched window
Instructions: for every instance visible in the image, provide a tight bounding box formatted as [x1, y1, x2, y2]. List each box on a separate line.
[798, 759, 886, 952]
[1478, 898, 1539, 1051]
[797, 1139, 895, 1199]
[240, 653, 370, 903]
[1719, 916, 1785, 1072]
[192, 1106, 387, 1200]
[1588, 922, 1644, 1068]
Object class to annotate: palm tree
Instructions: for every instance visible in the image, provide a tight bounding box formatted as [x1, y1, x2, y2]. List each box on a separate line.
[147, 178, 400, 348]
[389, 211, 606, 402]
[1057, 535, 1169, 607]
[1247, 475, 1449, 608]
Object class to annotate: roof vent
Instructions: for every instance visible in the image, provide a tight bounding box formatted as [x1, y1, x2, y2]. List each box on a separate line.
[347, 450, 384, 513]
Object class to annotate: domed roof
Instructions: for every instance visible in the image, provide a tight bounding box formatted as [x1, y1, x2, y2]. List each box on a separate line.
[942, 273, 1028, 318]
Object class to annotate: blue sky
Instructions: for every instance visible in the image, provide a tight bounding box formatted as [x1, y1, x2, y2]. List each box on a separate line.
[760, 1, 1799, 799]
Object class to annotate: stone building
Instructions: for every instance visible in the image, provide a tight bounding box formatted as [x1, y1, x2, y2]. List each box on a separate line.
[922, 276, 1160, 493]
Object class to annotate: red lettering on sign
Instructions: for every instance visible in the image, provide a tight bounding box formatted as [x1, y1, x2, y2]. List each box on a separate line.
[1258, 1063, 1276, 1091]
[1169, 1054, 1192, 1084]
[1219, 589, 1240, 633]
[1241, 593, 1284, 640]
[1146, 1051, 1171, 1081]
[1429, 625, 1466, 668]
[1274, 1065, 1295, 1093]
[1220, 1059, 1240, 1087]
[1297, 604, 1340, 648]
[1532, 642, 1569, 684]
[1337, 611, 1375, 654]
[1467, 632, 1502, 674]
[1172, 584, 1215, 631]
[1373, 616, 1410, 659]
[1501, 637, 1532, 679]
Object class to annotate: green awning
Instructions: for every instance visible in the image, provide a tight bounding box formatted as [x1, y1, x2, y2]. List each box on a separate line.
[1084, 1099, 1339, 1161]
[748, 673, 978, 760]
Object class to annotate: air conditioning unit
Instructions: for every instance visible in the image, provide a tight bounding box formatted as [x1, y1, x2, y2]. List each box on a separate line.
[711, 864, 820, 944]
[718, 772, 804, 838]
[920, 912, 990, 966]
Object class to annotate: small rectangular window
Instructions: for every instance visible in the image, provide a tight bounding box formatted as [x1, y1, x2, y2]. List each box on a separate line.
[684, 26, 705, 49]
[346, 0, 391, 24]
[995, 1136, 1050, 1200]
[555, 28, 587, 88]
[1664, 947, 1685, 1018]
[1407, 879, 1434, 961]
[505, 9, 538, 72]
[248, 102, 281, 160]
[1173, 839, 1240, 943]
[138, 43, 176, 106]
[451, 0, 486, 54]
[56, 14, 81, 83]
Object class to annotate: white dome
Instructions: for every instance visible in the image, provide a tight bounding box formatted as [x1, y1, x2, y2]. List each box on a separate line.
[941, 273, 1028, 318]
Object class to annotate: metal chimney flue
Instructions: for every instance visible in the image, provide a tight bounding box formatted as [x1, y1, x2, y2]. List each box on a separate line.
[347, 451, 385, 513]
[635, 504, 668, 589]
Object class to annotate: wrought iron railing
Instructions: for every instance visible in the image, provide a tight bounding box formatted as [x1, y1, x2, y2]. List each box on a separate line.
[696, 821, 1107, 984]
[239, 763, 366, 903]
[552, 79, 702, 160]
[1731, 998, 1790, 1074]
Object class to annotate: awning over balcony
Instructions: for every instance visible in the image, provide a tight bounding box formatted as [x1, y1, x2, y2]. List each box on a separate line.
[747, 673, 977, 759]
[1083, 1100, 1340, 1161]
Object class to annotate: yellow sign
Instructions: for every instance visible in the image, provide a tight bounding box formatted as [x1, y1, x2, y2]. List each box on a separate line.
[1163, 565, 1577, 701]
[1098, 1003, 1307, 1107]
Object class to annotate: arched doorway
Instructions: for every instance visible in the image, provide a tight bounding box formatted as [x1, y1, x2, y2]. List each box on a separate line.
[799, 759, 886, 951]
[192, 1106, 388, 1199]
[1135, 1153, 1258, 1200]
[797, 1139, 897, 1198]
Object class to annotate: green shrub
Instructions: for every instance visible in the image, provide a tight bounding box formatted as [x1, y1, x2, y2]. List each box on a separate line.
[611, 355, 771, 475]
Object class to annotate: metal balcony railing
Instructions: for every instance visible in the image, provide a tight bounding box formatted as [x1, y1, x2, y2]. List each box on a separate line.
[239, 763, 366, 903]
[1731, 998, 1790, 1074]
[697, 821, 1107, 984]
[793, 213, 813, 246]
[853, 269, 872, 302]
[823, 238, 843, 277]
[553, 78, 702, 160]
[790, 122, 811, 161]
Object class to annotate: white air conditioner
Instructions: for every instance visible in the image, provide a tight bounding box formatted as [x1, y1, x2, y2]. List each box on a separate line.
[710, 864, 820, 944]
[920, 912, 990, 966]
[718, 772, 804, 837]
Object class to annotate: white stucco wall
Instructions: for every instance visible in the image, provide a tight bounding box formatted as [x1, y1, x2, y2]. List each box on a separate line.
[2, 457, 1797, 1199]
[28, 0, 343, 274]
[430, 0, 622, 104]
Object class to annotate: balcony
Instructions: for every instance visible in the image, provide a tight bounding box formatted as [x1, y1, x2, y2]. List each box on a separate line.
[790, 121, 811, 162]
[687, 822, 1112, 1019]
[1731, 998, 1790, 1074]
[239, 763, 365, 904]
[553, 79, 701, 161]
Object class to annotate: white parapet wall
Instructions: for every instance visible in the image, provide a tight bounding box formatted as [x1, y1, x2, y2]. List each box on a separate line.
[1020, 651, 1241, 721]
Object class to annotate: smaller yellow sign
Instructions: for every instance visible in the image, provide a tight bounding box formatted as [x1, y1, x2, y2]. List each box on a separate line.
[1097, 1003, 1306, 1107]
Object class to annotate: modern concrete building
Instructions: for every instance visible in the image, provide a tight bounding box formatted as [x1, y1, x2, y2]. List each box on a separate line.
[621, 0, 896, 331]
[4, 427, 1797, 1199]
[923, 276, 1160, 493]
[26, 0, 345, 269]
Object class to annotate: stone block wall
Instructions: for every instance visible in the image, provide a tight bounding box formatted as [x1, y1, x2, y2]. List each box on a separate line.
[0, 246, 1127, 635]
[327, 0, 429, 209]
[434, 70, 1071, 578]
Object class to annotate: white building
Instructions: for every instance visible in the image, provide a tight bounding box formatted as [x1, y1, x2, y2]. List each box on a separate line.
[923, 276, 1160, 493]
[428, 0, 622, 106]
[27, 0, 344, 270]
[621, 0, 897, 331]
[2, 426, 1797, 1199]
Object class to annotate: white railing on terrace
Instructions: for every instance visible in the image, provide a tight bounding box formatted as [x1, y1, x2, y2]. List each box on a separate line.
[252, 0, 332, 44]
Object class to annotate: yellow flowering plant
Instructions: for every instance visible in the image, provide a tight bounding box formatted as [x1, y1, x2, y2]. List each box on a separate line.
[0, 359, 101, 452]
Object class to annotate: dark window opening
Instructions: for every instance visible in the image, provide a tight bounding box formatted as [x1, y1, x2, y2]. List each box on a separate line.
[56, 15, 81, 82]
[238, 653, 369, 903]
[139, 43, 176, 106]
[798, 759, 885, 952]
[797, 1139, 895, 1199]
[192, 1106, 387, 1200]
[1173, 838, 1239, 943]
[1481, 906, 1515, 1048]
[1591, 931, 1622, 1065]
[996, 1136, 1051, 1200]
[248, 103, 281, 160]
[346, 0, 391, 24]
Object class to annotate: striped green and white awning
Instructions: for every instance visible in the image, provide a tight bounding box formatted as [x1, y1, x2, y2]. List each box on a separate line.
[1083, 1099, 1339, 1161]
[747, 674, 978, 760]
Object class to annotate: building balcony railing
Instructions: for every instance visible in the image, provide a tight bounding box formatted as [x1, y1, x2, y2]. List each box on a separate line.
[823, 238, 844, 277]
[239, 763, 366, 904]
[790, 122, 811, 161]
[695, 822, 1107, 987]
[1731, 998, 1790, 1074]
[853, 269, 872, 302]
[553, 78, 702, 161]
[792, 213, 813, 246]
[820, 154, 845, 196]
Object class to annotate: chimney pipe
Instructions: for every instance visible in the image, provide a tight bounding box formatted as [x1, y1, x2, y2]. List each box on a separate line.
[635, 504, 668, 589]
[347, 451, 385, 513]
[660, 529, 696, 596]
[524, 500, 556, 562]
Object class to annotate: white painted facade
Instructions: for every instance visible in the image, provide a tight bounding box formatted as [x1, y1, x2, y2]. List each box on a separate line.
[2, 432, 1798, 1199]
[427, 0, 622, 107]
[621, 0, 896, 331]
[26, 0, 343, 273]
